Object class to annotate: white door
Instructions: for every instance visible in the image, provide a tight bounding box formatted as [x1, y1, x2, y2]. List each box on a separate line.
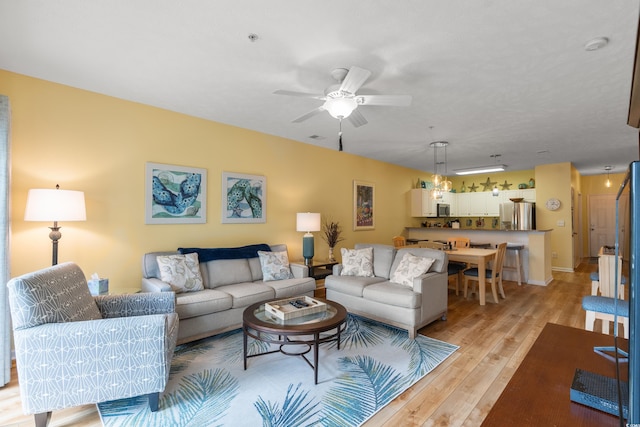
[572, 188, 581, 268]
[574, 190, 583, 267]
[589, 194, 616, 257]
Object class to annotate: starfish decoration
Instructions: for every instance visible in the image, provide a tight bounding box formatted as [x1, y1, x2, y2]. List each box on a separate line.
[481, 177, 497, 191]
[500, 180, 512, 190]
[468, 182, 478, 192]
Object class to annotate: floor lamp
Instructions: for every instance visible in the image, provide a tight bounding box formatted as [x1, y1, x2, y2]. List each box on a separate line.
[24, 184, 86, 266]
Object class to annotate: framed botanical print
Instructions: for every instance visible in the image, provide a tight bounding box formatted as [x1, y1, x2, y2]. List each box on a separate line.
[222, 172, 266, 223]
[145, 162, 207, 224]
[353, 180, 375, 230]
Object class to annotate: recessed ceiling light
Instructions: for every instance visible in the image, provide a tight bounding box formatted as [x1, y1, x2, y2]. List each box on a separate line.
[584, 37, 609, 51]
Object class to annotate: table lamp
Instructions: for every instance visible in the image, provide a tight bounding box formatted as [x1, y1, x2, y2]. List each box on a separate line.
[24, 184, 86, 266]
[296, 212, 321, 265]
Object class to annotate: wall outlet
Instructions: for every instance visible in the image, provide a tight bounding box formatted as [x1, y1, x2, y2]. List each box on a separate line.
[557, 220, 565, 227]
[552, 251, 558, 259]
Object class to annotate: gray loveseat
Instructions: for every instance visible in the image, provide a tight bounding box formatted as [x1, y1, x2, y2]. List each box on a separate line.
[324, 243, 448, 338]
[142, 243, 316, 344]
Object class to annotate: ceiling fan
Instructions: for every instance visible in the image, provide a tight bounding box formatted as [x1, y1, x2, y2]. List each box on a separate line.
[274, 66, 412, 134]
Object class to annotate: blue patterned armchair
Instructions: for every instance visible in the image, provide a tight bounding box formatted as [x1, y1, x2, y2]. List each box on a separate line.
[7, 262, 179, 427]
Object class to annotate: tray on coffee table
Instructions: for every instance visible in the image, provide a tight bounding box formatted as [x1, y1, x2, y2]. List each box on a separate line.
[265, 296, 327, 320]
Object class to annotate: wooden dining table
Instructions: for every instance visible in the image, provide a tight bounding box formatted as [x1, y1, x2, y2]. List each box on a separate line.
[444, 247, 497, 305]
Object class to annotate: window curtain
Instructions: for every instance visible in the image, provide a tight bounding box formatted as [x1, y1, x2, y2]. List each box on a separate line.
[0, 95, 10, 386]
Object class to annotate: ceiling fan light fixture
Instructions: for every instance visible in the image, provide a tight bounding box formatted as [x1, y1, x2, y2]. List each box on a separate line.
[323, 93, 358, 119]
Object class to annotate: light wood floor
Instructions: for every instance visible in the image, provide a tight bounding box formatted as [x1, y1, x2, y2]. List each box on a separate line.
[0, 260, 605, 427]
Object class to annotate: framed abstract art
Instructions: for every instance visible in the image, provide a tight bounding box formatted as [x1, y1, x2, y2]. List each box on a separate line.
[221, 172, 266, 223]
[145, 162, 207, 224]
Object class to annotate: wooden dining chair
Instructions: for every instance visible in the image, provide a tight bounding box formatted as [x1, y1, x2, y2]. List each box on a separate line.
[392, 236, 406, 248]
[447, 237, 470, 249]
[583, 253, 629, 338]
[446, 237, 470, 295]
[463, 242, 507, 303]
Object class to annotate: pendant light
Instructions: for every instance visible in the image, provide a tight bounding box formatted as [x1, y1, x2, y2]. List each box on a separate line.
[490, 154, 501, 196]
[604, 165, 612, 188]
[430, 140, 451, 200]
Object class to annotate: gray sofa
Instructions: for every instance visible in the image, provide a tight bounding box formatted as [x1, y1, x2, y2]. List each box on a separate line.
[324, 243, 448, 338]
[142, 244, 316, 344]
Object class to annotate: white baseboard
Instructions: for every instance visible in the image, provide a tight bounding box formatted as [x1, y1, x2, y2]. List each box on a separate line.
[552, 267, 575, 273]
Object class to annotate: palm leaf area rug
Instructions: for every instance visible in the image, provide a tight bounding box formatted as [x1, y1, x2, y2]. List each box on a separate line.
[98, 314, 458, 427]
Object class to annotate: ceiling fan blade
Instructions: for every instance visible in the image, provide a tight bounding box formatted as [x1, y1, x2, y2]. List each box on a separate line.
[347, 109, 368, 127]
[358, 95, 413, 106]
[292, 107, 325, 123]
[339, 66, 372, 94]
[273, 89, 325, 99]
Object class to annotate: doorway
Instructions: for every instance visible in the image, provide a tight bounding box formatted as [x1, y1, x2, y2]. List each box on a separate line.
[588, 194, 616, 257]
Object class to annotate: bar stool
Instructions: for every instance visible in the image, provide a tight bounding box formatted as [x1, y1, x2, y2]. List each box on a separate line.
[503, 243, 524, 286]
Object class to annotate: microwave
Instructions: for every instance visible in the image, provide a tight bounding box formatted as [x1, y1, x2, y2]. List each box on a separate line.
[437, 203, 450, 217]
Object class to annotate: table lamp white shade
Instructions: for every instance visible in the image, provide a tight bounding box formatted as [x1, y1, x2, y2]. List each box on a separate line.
[24, 187, 86, 265]
[24, 188, 87, 221]
[296, 212, 321, 263]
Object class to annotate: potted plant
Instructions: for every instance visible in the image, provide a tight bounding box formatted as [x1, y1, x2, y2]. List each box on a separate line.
[321, 218, 345, 262]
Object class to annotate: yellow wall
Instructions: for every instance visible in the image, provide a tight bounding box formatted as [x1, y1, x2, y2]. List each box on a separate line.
[534, 163, 574, 271]
[1, 70, 425, 291]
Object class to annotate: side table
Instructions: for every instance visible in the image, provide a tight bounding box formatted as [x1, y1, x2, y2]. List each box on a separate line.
[305, 259, 339, 280]
[293, 259, 338, 298]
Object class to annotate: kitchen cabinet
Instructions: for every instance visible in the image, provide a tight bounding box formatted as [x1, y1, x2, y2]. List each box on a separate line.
[485, 193, 501, 216]
[410, 189, 436, 217]
[410, 189, 458, 217]
[440, 191, 458, 216]
[456, 192, 475, 216]
[457, 192, 501, 216]
[412, 188, 536, 218]
[500, 189, 536, 202]
[520, 188, 536, 202]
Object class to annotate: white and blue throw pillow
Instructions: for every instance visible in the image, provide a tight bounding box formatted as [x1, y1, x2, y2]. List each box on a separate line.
[258, 250, 294, 281]
[156, 252, 204, 293]
[390, 252, 435, 287]
[340, 247, 375, 277]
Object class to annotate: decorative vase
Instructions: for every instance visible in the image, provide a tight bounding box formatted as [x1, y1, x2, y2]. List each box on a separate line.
[529, 178, 535, 188]
[328, 247, 336, 262]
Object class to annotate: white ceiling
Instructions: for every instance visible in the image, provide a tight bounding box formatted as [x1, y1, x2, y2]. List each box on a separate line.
[1, 0, 639, 176]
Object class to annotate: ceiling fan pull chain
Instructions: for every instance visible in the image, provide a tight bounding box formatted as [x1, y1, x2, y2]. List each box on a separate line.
[338, 119, 343, 152]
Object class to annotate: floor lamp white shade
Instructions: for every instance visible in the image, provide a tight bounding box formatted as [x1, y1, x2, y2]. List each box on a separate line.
[296, 212, 321, 264]
[24, 186, 86, 265]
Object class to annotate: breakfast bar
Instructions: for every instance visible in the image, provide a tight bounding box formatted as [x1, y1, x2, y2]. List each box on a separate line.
[405, 227, 553, 286]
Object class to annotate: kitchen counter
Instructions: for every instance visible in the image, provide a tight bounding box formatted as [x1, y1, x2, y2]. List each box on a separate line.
[405, 227, 553, 285]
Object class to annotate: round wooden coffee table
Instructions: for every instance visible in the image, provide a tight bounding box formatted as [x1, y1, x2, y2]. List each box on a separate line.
[242, 298, 347, 384]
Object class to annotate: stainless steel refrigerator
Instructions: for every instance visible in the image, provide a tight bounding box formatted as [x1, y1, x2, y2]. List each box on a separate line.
[499, 202, 514, 230]
[512, 201, 536, 230]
